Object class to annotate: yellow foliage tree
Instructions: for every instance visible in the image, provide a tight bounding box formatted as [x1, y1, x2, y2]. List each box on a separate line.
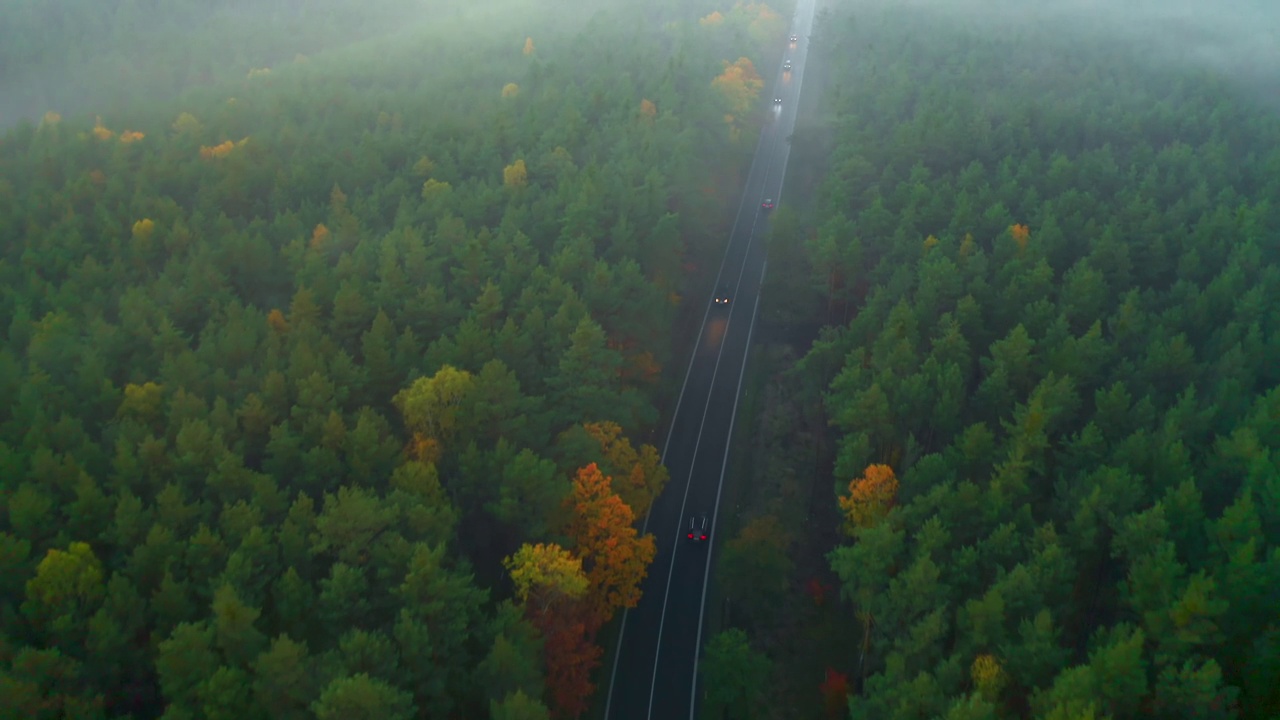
[640, 98, 657, 118]
[412, 155, 435, 177]
[923, 234, 939, 251]
[504, 543, 588, 610]
[393, 366, 475, 457]
[23, 542, 105, 630]
[92, 117, 114, 141]
[699, 10, 725, 25]
[247, 67, 271, 79]
[502, 82, 520, 98]
[838, 464, 899, 534]
[712, 57, 764, 118]
[959, 232, 976, 259]
[132, 219, 155, 243]
[503, 159, 528, 188]
[172, 112, 201, 135]
[41, 111, 61, 127]
[421, 178, 452, 200]
[118, 382, 164, 424]
[119, 130, 145, 143]
[523, 37, 536, 56]
[971, 654, 1008, 701]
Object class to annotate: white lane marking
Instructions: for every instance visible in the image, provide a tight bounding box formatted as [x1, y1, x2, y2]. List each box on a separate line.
[603, 45, 783, 720]
[645, 94, 779, 720]
[611, 0, 817, 711]
[689, 257, 767, 719]
[688, 4, 817, 715]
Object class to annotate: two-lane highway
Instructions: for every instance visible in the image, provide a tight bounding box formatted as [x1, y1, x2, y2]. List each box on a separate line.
[604, 1, 819, 718]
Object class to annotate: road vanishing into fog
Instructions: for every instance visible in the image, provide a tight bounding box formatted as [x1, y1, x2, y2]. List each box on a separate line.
[603, 1, 818, 718]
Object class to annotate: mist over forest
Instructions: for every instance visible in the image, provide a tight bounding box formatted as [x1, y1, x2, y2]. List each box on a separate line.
[0, 0, 611, 130]
[2, 0, 1280, 718]
[839, 0, 1280, 103]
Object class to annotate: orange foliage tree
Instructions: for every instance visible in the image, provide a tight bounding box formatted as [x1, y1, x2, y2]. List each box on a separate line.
[565, 463, 656, 627]
[1010, 223, 1030, 252]
[311, 223, 330, 250]
[699, 10, 725, 26]
[199, 138, 248, 159]
[577, 422, 668, 517]
[640, 98, 657, 119]
[838, 464, 898, 534]
[712, 57, 764, 118]
[266, 309, 288, 334]
[92, 117, 114, 141]
[119, 130, 145, 143]
[523, 37, 535, 56]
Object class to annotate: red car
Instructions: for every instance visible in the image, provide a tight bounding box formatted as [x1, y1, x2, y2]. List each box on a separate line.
[687, 513, 709, 543]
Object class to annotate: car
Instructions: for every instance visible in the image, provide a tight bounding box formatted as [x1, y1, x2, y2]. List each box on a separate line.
[790, 33, 799, 42]
[784, 59, 792, 70]
[761, 198, 775, 210]
[774, 96, 783, 105]
[714, 283, 732, 305]
[687, 512, 709, 543]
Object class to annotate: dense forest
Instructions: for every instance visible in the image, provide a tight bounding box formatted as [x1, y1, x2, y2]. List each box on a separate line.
[712, 1, 1280, 718]
[0, 0, 784, 717]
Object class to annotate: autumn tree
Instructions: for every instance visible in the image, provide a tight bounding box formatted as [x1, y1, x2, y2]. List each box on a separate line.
[22, 542, 106, 641]
[971, 654, 1008, 702]
[311, 223, 330, 250]
[503, 543, 589, 611]
[503, 542, 596, 719]
[564, 463, 656, 626]
[819, 668, 851, 720]
[1009, 223, 1030, 252]
[502, 83, 520, 98]
[393, 365, 474, 462]
[712, 57, 764, 118]
[504, 159, 529, 188]
[838, 464, 899, 534]
[523, 37, 535, 56]
[557, 422, 668, 517]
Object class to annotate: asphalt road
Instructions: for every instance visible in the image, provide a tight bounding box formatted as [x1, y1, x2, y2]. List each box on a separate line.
[603, 2, 818, 718]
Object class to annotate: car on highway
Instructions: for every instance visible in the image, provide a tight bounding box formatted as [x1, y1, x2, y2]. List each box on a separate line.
[761, 198, 775, 210]
[714, 283, 732, 305]
[774, 96, 783, 105]
[790, 33, 799, 43]
[784, 59, 792, 70]
[687, 512, 709, 543]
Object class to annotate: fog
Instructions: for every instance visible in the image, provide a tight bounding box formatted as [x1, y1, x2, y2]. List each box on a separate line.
[0, 0, 620, 130]
[832, 0, 1280, 103]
